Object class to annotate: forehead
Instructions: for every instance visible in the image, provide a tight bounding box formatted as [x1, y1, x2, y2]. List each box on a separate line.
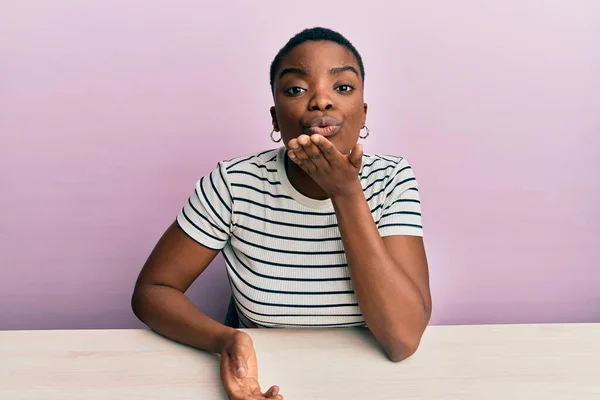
[279, 40, 359, 71]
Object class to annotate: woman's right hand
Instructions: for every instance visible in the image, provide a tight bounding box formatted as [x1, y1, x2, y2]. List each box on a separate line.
[220, 331, 283, 400]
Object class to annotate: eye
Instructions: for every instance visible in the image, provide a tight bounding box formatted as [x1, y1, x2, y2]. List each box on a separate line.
[284, 86, 306, 96]
[336, 84, 355, 93]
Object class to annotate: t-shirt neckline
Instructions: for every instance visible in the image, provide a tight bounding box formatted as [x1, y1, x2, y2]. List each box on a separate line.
[276, 146, 334, 210]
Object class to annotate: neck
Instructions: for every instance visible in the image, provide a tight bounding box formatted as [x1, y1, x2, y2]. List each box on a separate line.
[284, 152, 329, 200]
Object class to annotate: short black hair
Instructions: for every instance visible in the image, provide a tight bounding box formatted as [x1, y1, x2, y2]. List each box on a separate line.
[269, 27, 365, 94]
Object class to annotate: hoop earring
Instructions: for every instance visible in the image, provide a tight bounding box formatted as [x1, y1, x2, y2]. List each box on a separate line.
[270, 128, 281, 143]
[359, 125, 370, 139]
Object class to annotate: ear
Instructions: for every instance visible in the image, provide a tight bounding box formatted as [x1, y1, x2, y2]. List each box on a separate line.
[270, 106, 279, 131]
[362, 103, 368, 127]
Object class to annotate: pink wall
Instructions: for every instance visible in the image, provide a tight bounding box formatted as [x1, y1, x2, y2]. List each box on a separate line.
[1, 1, 599, 330]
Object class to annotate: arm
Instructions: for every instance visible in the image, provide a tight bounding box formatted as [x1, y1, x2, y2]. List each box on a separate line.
[131, 221, 236, 354]
[132, 163, 237, 353]
[332, 184, 431, 362]
[133, 166, 283, 399]
[287, 135, 431, 362]
[133, 223, 283, 399]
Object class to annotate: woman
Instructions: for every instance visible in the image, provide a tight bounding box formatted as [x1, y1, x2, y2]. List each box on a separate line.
[132, 27, 431, 400]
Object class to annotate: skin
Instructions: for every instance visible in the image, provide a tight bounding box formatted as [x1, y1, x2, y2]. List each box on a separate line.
[131, 223, 281, 400]
[271, 41, 431, 361]
[270, 41, 367, 200]
[131, 39, 431, 400]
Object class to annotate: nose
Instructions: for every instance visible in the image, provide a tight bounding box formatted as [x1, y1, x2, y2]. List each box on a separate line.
[308, 86, 334, 111]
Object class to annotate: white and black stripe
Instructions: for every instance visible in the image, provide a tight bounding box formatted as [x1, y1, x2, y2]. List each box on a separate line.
[177, 146, 423, 328]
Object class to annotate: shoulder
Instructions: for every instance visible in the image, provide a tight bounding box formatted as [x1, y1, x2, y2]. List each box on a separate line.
[194, 148, 280, 193]
[214, 148, 282, 191]
[220, 148, 280, 175]
[361, 153, 414, 180]
[360, 153, 419, 203]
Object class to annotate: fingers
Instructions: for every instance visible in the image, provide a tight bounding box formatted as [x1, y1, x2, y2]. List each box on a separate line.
[288, 135, 327, 173]
[233, 393, 280, 400]
[240, 385, 281, 399]
[311, 134, 341, 166]
[263, 385, 280, 397]
[240, 395, 282, 400]
[288, 135, 354, 172]
[245, 384, 282, 399]
[235, 387, 282, 400]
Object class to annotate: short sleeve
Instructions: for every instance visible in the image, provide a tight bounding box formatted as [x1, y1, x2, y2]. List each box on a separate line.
[176, 162, 233, 250]
[377, 158, 423, 237]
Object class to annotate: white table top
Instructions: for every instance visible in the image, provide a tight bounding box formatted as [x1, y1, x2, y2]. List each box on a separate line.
[1, 323, 599, 399]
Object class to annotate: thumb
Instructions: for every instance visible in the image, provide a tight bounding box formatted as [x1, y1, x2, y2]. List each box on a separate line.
[228, 345, 249, 379]
[348, 143, 363, 169]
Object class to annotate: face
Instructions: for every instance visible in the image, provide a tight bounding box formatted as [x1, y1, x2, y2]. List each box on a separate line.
[270, 40, 367, 155]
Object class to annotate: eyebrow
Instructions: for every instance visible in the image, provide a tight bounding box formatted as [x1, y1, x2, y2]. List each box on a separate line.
[278, 65, 360, 80]
[278, 67, 308, 80]
[329, 66, 359, 77]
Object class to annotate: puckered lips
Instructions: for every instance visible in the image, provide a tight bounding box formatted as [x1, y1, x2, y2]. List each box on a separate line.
[301, 115, 342, 137]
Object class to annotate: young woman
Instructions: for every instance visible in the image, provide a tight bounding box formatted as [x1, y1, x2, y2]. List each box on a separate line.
[132, 27, 431, 400]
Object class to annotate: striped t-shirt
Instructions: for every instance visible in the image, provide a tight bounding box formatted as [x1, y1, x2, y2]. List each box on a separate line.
[176, 146, 423, 328]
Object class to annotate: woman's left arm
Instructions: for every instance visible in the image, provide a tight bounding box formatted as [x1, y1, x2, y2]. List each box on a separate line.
[331, 181, 431, 362]
[287, 135, 431, 362]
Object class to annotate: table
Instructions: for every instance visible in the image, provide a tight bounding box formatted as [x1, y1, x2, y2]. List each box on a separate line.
[1, 323, 599, 399]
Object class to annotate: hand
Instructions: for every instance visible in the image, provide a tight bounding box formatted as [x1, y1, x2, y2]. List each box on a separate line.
[220, 331, 283, 400]
[287, 134, 363, 199]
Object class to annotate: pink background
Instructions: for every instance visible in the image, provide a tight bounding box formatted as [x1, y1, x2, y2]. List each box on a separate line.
[1, 1, 599, 330]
